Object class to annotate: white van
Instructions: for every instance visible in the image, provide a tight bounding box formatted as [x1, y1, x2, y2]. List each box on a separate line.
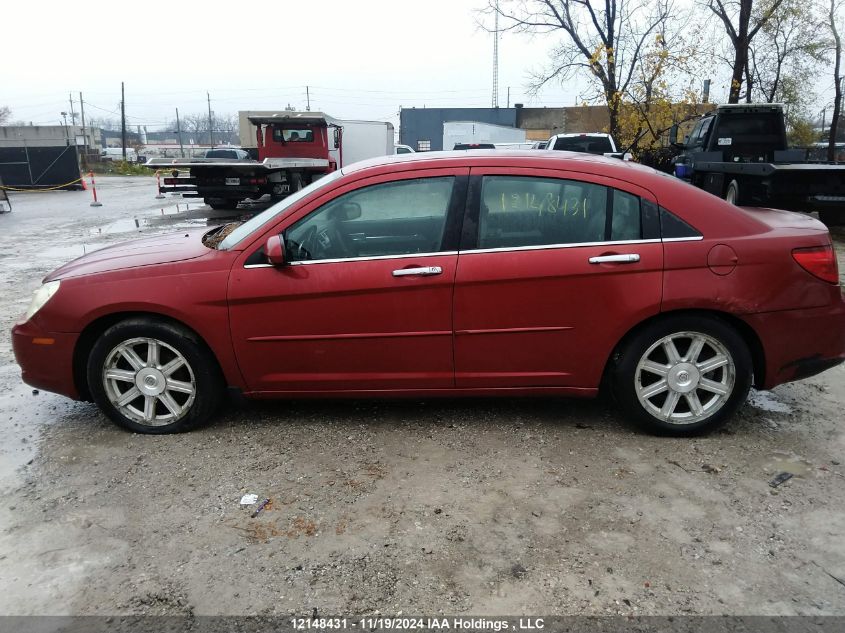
[100, 147, 138, 163]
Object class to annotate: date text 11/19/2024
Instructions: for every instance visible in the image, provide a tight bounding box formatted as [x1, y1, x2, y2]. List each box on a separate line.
[291, 618, 546, 631]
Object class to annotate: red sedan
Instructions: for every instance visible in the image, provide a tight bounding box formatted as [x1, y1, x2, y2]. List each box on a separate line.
[12, 151, 845, 435]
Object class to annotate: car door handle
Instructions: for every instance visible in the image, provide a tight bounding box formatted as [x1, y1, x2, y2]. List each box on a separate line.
[588, 254, 641, 264]
[392, 266, 443, 277]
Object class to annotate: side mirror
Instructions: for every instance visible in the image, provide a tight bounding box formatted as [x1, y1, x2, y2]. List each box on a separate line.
[339, 201, 361, 220]
[333, 128, 341, 147]
[330, 201, 362, 221]
[669, 124, 679, 146]
[264, 235, 286, 266]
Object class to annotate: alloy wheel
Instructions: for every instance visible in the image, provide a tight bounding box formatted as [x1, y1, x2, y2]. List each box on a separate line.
[101, 337, 197, 426]
[635, 331, 735, 425]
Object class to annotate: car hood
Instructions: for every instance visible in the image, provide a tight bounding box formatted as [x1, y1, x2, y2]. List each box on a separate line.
[44, 229, 211, 281]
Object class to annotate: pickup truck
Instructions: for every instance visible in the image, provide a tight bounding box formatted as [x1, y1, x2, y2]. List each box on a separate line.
[670, 104, 845, 225]
[546, 133, 632, 160]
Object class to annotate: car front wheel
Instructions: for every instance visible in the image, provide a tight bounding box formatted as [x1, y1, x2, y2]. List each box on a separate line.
[87, 318, 223, 434]
[612, 316, 752, 435]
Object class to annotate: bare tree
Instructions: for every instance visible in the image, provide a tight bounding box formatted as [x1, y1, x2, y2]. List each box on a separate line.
[175, 112, 239, 144]
[87, 117, 120, 131]
[0, 106, 11, 125]
[485, 0, 674, 141]
[748, 0, 826, 107]
[707, 0, 787, 103]
[829, 0, 843, 160]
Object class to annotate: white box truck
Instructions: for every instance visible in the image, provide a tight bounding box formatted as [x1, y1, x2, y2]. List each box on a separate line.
[443, 121, 526, 150]
[336, 120, 394, 166]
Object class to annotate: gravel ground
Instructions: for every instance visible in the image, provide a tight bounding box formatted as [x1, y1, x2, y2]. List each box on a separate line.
[1, 177, 844, 616]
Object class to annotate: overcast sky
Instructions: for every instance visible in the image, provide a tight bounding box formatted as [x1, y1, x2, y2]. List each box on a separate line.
[3, 0, 833, 132]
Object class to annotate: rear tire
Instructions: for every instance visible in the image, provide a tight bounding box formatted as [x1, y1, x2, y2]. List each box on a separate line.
[725, 180, 740, 205]
[204, 198, 237, 211]
[87, 318, 223, 434]
[611, 315, 752, 436]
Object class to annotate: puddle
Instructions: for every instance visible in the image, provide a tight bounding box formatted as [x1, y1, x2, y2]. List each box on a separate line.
[0, 365, 44, 491]
[764, 451, 816, 478]
[87, 203, 237, 237]
[38, 243, 109, 261]
[747, 390, 793, 414]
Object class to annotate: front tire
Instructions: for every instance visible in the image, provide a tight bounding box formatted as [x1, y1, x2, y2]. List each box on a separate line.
[87, 318, 223, 434]
[612, 315, 752, 435]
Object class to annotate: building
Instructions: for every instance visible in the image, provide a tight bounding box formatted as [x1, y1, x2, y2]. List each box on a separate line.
[399, 105, 612, 151]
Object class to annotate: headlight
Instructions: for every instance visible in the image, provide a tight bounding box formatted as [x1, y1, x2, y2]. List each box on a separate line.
[24, 280, 61, 321]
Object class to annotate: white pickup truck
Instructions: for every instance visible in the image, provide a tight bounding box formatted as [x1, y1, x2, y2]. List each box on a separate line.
[546, 133, 632, 160]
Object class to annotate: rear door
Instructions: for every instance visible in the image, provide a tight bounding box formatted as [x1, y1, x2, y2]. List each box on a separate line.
[453, 167, 664, 389]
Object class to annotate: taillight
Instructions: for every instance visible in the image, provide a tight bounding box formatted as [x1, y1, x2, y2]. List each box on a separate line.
[792, 244, 839, 284]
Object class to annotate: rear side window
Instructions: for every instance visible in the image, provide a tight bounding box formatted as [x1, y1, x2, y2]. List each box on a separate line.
[476, 176, 647, 249]
[660, 207, 702, 239]
[610, 190, 641, 241]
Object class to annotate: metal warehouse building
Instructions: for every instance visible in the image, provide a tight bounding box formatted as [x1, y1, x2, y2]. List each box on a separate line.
[399, 105, 611, 151]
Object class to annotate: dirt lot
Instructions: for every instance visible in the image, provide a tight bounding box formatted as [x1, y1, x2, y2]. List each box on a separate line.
[1, 177, 844, 616]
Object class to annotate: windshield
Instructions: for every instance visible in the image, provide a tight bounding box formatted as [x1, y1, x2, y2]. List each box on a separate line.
[218, 170, 344, 250]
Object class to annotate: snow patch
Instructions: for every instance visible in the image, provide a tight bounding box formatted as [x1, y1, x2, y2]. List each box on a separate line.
[747, 390, 792, 414]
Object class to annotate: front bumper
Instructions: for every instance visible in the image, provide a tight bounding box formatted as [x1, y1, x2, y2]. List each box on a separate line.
[744, 295, 845, 389]
[11, 319, 80, 400]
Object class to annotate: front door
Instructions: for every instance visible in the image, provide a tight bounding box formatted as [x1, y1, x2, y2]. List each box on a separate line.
[228, 169, 468, 393]
[453, 168, 664, 389]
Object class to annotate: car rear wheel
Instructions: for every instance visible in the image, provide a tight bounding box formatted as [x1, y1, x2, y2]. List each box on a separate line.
[725, 180, 740, 205]
[612, 315, 752, 435]
[87, 318, 223, 434]
[204, 197, 236, 211]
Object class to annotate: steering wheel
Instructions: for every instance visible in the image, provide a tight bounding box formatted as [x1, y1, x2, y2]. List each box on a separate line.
[314, 221, 353, 259]
[292, 224, 317, 260]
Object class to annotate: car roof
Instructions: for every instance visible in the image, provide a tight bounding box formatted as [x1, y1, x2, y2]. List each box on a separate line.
[342, 149, 685, 203]
[343, 149, 637, 177]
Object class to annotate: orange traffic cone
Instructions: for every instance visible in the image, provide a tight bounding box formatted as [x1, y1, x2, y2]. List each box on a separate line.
[80, 173, 88, 190]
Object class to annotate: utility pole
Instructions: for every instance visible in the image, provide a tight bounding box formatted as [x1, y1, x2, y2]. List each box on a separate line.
[207, 92, 214, 147]
[306, 86, 311, 111]
[79, 91, 87, 168]
[492, 1, 499, 108]
[121, 81, 127, 160]
[176, 108, 185, 158]
[507, 87, 510, 109]
[68, 93, 76, 126]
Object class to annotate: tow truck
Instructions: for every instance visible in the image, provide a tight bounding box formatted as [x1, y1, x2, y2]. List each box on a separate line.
[670, 104, 845, 225]
[145, 112, 392, 209]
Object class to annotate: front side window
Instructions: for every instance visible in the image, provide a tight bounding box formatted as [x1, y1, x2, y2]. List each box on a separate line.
[285, 177, 455, 262]
[273, 128, 315, 143]
[477, 176, 646, 249]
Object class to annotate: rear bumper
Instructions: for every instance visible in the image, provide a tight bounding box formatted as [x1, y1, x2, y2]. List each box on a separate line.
[11, 319, 80, 400]
[744, 295, 845, 389]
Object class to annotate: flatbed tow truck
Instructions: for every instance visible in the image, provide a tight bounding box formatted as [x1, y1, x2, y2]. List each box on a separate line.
[145, 112, 392, 209]
[670, 104, 845, 225]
